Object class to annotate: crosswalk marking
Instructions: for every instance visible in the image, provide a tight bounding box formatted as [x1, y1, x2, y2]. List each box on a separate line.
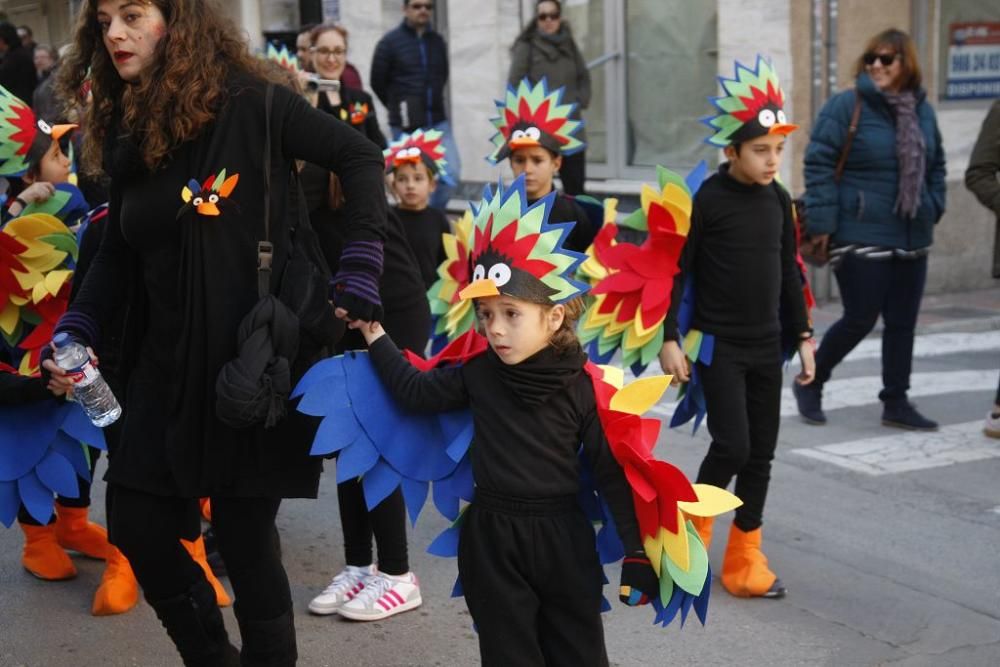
[789, 421, 998, 475]
[648, 369, 999, 420]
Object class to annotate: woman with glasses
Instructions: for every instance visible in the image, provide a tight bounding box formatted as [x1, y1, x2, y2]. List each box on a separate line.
[508, 0, 591, 196]
[796, 28, 946, 430]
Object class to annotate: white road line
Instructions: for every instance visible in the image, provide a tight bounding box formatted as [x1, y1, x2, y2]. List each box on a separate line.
[789, 421, 999, 475]
[845, 330, 1000, 362]
[648, 369, 999, 420]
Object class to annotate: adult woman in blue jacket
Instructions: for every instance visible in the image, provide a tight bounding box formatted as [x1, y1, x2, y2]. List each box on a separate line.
[796, 29, 946, 430]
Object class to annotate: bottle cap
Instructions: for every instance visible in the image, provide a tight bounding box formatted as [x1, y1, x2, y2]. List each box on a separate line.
[52, 332, 72, 348]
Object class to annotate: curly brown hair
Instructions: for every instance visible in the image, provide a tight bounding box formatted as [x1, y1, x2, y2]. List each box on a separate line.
[57, 0, 279, 174]
[547, 296, 585, 356]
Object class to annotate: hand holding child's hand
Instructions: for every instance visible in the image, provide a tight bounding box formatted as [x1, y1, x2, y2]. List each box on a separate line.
[335, 307, 386, 345]
[796, 337, 816, 385]
[619, 552, 659, 607]
[18, 182, 56, 206]
[658, 340, 690, 385]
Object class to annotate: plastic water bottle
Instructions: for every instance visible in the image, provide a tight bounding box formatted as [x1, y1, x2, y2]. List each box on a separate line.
[52, 332, 122, 427]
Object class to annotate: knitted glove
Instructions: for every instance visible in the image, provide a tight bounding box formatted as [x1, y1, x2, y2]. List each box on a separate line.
[619, 552, 659, 606]
[330, 240, 384, 322]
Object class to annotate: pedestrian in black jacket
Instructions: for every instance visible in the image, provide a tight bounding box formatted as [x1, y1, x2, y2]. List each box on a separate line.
[47, 1, 386, 664]
[371, 0, 461, 209]
[0, 23, 37, 107]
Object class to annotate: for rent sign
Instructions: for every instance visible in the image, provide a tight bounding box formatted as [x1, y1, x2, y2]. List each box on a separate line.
[946, 22, 1000, 100]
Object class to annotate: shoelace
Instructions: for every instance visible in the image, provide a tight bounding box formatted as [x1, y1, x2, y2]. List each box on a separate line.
[322, 569, 366, 596]
[349, 574, 394, 607]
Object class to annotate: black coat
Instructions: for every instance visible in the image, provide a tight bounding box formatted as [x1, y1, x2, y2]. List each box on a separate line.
[370, 20, 449, 129]
[0, 44, 36, 106]
[65, 74, 387, 498]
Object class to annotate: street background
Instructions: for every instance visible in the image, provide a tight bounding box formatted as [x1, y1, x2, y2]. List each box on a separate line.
[1, 285, 998, 667]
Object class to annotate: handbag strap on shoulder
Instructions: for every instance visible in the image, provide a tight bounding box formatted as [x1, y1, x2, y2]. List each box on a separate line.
[834, 92, 863, 183]
[258, 82, 275, 299]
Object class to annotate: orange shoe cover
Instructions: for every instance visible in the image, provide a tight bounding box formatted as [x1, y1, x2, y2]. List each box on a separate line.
[720, 524, 785, 598]
[199, 498, 212, 522]
[182, 536, 231, 607]
[92, 547, 140, 616]
[686, 514, 714, 550]
[55, 505, 110, 560]
[20, 523, 77, 580]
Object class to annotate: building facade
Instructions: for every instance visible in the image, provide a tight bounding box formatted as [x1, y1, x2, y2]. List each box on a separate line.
[2, 0, 998, 295]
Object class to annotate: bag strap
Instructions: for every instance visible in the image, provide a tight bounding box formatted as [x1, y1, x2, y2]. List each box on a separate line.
[258, 83, 275, 299]
[834, 92, 862, 183]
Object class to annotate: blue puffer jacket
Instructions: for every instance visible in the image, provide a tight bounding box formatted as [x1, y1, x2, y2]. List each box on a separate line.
[803, 73, 946, 250]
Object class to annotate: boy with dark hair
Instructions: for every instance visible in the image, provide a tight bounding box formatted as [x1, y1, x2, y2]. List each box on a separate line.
[659, 55, 815, 599]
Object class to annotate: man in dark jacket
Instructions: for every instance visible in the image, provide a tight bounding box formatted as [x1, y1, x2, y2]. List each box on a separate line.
[0, 22, 37, 104]
[371, 0, 460, 209]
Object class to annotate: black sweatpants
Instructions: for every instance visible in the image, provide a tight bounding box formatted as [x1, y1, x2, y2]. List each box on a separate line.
[697, 337, 783, 532]
[108, 484, 290, 619]
[18, 446, 102, 526]
[458, 489, 609, 667]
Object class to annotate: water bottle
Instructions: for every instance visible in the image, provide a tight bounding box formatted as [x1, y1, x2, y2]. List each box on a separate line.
[52, 332, 122, 427]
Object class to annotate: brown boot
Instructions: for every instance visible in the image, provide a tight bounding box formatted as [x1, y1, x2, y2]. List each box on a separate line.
[92, 547, 140, 616]
[55, 505, 110, 560]
[720, 524, 786, 598]
[182, 536, 231, 607]
[20, 523, 76, 580]
[685, 514, 714, 550]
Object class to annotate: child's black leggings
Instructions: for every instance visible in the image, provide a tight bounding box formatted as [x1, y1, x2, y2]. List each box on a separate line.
[696, 337, 783, 532]
[458, 489, 609, 667]
[107, 484, 290, 619]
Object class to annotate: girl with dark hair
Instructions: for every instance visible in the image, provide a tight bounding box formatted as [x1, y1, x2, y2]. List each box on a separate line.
[48, 1, 387, 664]
[797, 28, 946, 431]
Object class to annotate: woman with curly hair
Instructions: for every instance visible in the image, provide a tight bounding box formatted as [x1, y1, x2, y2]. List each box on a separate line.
[45, 1, 387, 664]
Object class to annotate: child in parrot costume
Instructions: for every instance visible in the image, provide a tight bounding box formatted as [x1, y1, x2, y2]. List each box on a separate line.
[295, 174, 742, 664]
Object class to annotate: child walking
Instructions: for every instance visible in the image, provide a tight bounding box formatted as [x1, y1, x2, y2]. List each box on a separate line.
[341, 175, 665, 666]
[659, 56, 815, 598]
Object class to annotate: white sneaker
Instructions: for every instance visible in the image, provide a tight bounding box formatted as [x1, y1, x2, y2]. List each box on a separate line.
[337, 572, 422, 621]
[308, 564, 376, 615]
[985, 411, 1000, 439]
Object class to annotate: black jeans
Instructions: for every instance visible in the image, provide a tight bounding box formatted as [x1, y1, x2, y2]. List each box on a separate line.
[697, 338, 783, 532]
[108, 484, 290, 619]
[815, 253, 928, 402]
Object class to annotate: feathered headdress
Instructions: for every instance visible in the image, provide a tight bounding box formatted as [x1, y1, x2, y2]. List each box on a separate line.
[703, 55, 797, 147]
[0, 84, 77, 177]
[487, 77, 584, 164]
[427, 211, 475, 347]
[384, 128, 450, 182]
[458, 174, 590, 304]
[264, 42, 300, 73]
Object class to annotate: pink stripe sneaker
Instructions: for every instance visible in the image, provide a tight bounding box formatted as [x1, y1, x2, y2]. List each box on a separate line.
[337, 572, 422, 621]
[308, 564, 376, 615]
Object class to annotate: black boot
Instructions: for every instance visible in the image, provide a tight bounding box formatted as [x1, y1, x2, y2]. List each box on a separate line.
[793, 381, 826, 424]
[148, 578, 240, 666]
[882, 399, 938, 431]
[235, 605, 297, 667]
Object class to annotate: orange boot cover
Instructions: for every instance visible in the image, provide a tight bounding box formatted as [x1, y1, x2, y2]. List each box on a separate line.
[182, 536, 231, 607]
[20, 523, 77, 580]
[685, 514, 714, 551]
[720, 524, 778, 597]
[55, 505, 110, 560]
[92, 547, 139, 616]
[199, 498, 212, 522]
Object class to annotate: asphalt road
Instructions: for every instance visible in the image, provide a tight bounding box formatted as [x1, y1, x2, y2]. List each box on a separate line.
[1, 327, 998, 666]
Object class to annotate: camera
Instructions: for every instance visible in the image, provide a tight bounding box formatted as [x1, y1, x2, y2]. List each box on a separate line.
[305, 75, 340, 93]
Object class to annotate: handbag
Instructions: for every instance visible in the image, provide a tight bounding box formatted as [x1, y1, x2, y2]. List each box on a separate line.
[796, 93, 863, 267]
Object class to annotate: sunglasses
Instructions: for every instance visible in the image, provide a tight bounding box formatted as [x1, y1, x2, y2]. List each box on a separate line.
[537, 12, 561, 21]
[863, 52, 898, 67]
[410, 2, 433, 10]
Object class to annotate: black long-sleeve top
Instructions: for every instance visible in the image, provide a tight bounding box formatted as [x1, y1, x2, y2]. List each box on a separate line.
[368, 335, 642, 553]
[532, 190, 595, 253]
[393, 206, 450, 289]
[664, 164, 810, 343]
[0, 373, 49, 405]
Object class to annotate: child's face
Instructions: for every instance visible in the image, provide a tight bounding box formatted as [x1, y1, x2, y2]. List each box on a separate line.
[391, 162, 436, 210]
[476, 296, 563, 365]
[724, 134, 786, 186]
[509, 146, 561, 200]
[28, 140, 72, 184]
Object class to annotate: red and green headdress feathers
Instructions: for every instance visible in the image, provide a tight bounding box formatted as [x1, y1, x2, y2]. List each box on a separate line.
[0, 84, 77, 177]
[487, 77, 584, 164]
[384, 129, 450, 182]
[458, 174, 590, 304]
[264, 42, 300, 74]
[703, 55, 797, 147]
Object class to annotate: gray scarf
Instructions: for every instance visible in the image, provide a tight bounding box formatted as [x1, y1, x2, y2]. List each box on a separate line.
[884, 90, 925, 219]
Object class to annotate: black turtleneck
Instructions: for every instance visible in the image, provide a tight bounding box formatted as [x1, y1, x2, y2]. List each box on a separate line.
[368, 334, 641, 553]
[664, 164, 810, 343]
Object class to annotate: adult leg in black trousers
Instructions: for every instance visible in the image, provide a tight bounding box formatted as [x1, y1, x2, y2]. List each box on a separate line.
[879, 255, 927, 402]
[559, 150, 586, 196]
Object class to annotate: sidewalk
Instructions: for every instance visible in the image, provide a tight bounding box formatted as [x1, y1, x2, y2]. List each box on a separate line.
[811, 284, 1000, 335]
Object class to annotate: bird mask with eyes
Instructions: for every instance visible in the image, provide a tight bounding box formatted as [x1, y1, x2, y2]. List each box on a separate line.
[384, 128, 450, 181]
[0, 84, 77, 177]
[487, 77, 584, 164]
[457, 173, 590, 304]
[703, 55, 798, 147]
